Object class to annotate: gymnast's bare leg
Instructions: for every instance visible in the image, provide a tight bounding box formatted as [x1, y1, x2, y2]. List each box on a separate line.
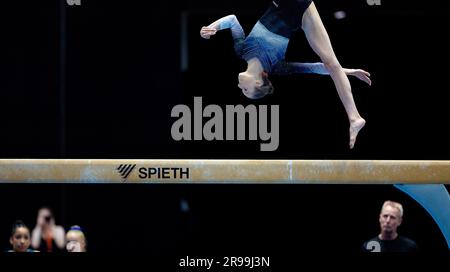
[302, 3, 366, 149]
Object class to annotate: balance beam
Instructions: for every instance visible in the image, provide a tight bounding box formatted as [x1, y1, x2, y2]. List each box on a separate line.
[0, 159, 449, 184]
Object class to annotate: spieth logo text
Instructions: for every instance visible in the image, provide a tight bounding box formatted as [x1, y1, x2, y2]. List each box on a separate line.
[116, 165, 190, 181]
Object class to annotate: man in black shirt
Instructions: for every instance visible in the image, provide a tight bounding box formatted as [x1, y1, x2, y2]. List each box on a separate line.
[363, 200, 418, 252]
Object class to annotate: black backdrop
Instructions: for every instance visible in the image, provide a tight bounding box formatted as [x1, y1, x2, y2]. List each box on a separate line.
[0, 184, 448, 254]
[1, 0, 449, 159]
[0, 0, 449, 264]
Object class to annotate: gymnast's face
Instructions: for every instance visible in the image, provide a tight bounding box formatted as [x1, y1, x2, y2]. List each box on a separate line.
[238, 72, 262, 99]
[66, 231, 86, 252]
[10, 227, 31, 252]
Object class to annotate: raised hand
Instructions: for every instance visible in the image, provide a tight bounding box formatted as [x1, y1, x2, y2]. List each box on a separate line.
[200, 26, 218, 39]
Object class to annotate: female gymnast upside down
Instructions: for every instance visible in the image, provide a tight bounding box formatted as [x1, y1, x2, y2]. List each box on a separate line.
[200, 0, 371, 149]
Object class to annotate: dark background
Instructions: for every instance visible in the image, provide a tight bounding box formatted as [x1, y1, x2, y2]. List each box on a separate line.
[0, 0, 449, 159]
[0, 0, 449, 261]
[0, 184, 448, 254]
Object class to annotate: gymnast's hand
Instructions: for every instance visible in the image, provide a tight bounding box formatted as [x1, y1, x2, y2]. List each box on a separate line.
[200, 26, 218, 39]
[344, 69, 372, 86]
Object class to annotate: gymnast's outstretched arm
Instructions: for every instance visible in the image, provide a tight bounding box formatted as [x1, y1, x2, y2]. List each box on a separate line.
[200, 15, 246, 55]
[200, 15, 245, 39]
[272, 61, 371, 85]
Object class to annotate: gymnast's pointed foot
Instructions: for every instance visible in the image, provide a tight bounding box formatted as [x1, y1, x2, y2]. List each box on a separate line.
[349, 118, 366, 149]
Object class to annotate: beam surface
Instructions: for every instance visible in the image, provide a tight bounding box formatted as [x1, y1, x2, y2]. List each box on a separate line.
[0, 159, 449, 184]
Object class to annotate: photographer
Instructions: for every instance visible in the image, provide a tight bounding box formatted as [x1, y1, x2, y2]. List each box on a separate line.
[31, 207, 65, 252]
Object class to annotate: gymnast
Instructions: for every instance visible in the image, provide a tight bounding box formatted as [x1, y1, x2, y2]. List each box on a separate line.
[8, 220, 38, 252]
[66, 225, 87, 252]
[200, 0, 371, 148]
